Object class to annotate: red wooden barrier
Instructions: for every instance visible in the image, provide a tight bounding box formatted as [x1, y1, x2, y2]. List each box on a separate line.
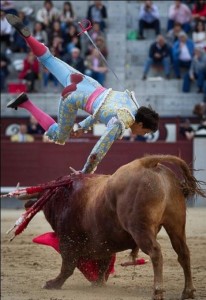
[1, 140, 193, 186]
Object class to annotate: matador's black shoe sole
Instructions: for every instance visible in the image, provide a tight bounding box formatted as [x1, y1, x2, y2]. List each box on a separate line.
[7, 92, 29, 110]
[6, 14, 31, 37]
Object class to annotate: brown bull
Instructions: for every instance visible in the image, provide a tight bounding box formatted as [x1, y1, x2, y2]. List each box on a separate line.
[37, 155, 205, 300]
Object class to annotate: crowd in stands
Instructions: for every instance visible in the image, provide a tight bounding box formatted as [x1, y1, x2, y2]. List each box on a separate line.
[125, 0, 206, 142]
[10, 123, 35, 142]
[137, 0, 206, 101]
[0, 0, 108, 92]
[132, 0, 206, 142]
[1, 0, 205, 95]
[1, 0, 206, 143]
[179, 114, 206, 140]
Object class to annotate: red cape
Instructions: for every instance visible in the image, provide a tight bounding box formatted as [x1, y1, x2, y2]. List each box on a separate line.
[33, 232, 115, 282]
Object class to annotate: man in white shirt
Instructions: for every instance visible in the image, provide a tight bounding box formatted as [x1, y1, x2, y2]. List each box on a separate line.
[172, 32, 195, 78]
[36, 0, 60, 30]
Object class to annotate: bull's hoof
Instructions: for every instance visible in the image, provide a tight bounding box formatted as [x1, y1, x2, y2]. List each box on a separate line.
[91, 280, 106, 287]
[153, 288, 165, 300]
[153, 295, 164, 300]
[43, 279, 62, 290]
[181, 288, 196, 299]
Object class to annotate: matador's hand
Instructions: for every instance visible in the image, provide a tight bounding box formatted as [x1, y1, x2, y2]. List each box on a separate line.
[70, 128, 84, 138]
[69, 167, 82, 175]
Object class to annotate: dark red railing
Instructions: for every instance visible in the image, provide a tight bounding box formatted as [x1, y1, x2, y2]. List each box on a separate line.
[1, 140, 193, 186]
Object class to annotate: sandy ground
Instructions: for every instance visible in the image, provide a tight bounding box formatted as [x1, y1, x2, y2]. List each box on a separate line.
[1, 208, 206, 300]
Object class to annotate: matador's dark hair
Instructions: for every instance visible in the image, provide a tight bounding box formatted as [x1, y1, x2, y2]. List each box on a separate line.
[135, 106, 159, 132]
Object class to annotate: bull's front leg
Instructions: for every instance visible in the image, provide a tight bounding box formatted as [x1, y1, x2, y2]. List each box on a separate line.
[43, 243, 78, 289]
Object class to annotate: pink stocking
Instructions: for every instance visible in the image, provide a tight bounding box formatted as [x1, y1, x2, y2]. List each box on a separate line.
[19, 100, 55, 131]
[24, 36, 47, 57]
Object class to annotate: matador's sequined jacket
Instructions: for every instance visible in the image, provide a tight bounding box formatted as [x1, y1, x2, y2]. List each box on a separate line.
[46, 88, 139, 174]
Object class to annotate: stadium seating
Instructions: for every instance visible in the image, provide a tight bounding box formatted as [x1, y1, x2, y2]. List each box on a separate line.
[1, 1, 202, 118]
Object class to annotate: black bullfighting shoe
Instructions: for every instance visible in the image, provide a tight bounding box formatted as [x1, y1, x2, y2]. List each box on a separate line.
[6, 14, 31, 37]
[7, 92, 29, 110]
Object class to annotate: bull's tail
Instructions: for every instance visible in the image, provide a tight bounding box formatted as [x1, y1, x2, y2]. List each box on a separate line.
[139, 155, 206, 198]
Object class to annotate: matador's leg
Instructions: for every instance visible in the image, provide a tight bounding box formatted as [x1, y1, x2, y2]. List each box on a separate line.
[6, 14, 81, 87]
[46, 92, 85, 144]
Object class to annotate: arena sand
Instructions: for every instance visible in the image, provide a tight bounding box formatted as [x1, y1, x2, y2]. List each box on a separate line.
[1, 208, 206, 300]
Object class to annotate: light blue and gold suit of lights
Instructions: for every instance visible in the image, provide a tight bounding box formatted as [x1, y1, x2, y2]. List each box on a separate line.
[37, 48, 139, 173]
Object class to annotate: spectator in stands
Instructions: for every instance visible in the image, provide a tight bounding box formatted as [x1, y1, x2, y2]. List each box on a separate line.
[0, 0, 17, 15]
[63, 47, 85, 74]
[90, 22, 105, 41]
[167, 0, 192, 33]
[0, 9, 12, 51]
[87, 0, 107, 32]
[32, 21, 48, 45]
[27, 115, 45, 135]
[192, 0, 206, 23]
[19, 51, 40, 92]
[192, 20, 206, 50]
[142, 35, 171, 80]
[179, 118, 195, 140]
[172, 32, 194, 78]
[197, 117, 206, 130]
[48, 20, 63, 45]
[183, 47, 206, 92]
[85, 48, 108, 85]
[166, 22, 185, 47]
[63, 23, 81, 52]
[59, 1, 76, 34]
[51, 36, 64, 58]
[0, 52, 10, 91]
[66, 35, 81, 54]
[10, 123, 34, 142]
[86, 22, 105, 55]
[36, 0, 60, 31]
[138, 0, 160, 40]
[193, 101, 206, 116]
[42, 66, 59, 91]
[95, 36, 108, 58]
[11, 10, 29, 53]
